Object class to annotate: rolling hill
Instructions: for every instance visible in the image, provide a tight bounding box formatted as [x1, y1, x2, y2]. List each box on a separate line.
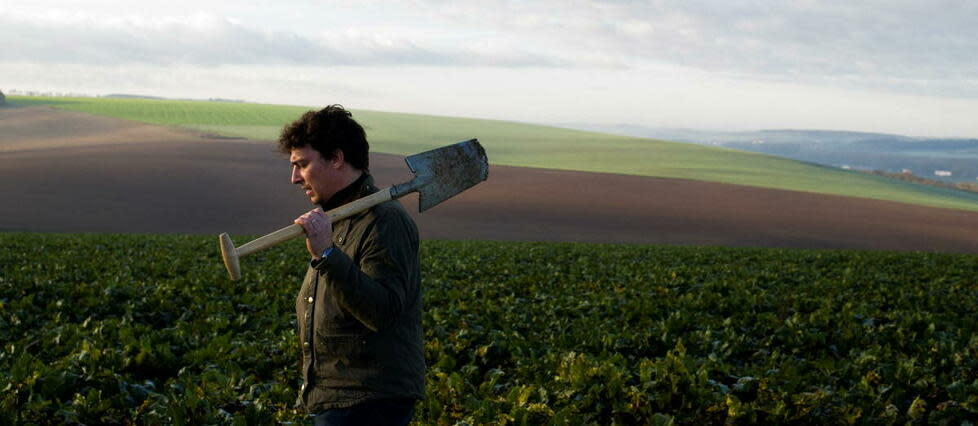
[9, 95, 978, 212]
[574, 125, 978, 184]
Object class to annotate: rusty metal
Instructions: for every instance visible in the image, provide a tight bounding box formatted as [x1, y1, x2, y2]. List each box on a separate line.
[394, 139, 489, 211]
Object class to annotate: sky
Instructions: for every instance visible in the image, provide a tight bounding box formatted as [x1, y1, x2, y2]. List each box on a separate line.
[2, 0, 978, 138]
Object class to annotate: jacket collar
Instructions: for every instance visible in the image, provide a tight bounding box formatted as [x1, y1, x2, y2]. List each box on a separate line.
[319, 171, 374, 212]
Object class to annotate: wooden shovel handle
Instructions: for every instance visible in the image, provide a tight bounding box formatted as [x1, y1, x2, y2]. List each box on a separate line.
[236, 188, 394, 258]
[328, 187, 393, 222]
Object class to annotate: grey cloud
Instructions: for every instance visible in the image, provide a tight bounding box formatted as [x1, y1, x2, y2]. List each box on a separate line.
[5, 2, 977, 98]
[419, 0, 978, 97]
[0, 13, 562, 68]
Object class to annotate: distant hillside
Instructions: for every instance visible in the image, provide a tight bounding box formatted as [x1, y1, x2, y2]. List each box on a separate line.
[860, 170, 978, 194]
[568, 125, 978, 184]
[103, 94, 169, 100]
[9, 95, 978, 212]
[104, 93, 245, 103]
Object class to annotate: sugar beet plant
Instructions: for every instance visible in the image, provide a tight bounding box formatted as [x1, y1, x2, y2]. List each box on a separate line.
[1, 233, 977, 424]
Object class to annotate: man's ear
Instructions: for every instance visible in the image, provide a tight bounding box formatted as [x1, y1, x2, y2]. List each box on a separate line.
[331, 149, 345, 168]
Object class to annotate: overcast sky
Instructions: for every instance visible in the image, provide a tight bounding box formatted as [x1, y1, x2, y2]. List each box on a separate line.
[3, 1, 977, 137]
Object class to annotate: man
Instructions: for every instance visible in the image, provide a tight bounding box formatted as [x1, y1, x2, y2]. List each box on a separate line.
[281, 105, 424, 425]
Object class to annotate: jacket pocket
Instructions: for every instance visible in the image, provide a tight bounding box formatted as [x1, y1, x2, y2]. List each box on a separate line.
[317, 335, 365, 367]
[314, 334, 383, 391]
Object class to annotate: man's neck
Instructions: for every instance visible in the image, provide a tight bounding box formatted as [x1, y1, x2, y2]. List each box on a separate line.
[344, 169, 364, 188]
[320, 170, 368, 210]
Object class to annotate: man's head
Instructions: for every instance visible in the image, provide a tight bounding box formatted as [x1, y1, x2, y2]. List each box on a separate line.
[279, 105, 369, 205]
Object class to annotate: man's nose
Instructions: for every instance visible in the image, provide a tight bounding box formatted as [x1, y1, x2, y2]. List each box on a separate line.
[291, 167, 302, 184]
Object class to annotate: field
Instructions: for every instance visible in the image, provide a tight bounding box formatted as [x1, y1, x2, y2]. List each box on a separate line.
[9, 96, 978, 212]
[3, 95, 978, 425]
[2, 233, 977, 424]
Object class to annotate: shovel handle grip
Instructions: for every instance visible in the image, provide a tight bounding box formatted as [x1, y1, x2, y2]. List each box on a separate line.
[235, 188, 394, 258]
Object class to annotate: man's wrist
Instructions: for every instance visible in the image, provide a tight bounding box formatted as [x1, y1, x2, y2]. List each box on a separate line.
[311, 245, 334, 269]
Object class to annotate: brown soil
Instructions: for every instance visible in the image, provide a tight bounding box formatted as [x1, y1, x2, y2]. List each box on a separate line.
[0, 106, 203, 152]
[3, 106, 978, 253]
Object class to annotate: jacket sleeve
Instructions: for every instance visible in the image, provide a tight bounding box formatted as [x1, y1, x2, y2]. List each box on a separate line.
[314, 208, 419, 332]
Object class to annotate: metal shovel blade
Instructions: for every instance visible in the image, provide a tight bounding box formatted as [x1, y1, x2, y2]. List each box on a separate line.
[403, 139, 488, 212]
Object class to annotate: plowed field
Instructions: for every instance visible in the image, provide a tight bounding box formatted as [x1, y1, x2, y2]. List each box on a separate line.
[3, 106, 977, 253]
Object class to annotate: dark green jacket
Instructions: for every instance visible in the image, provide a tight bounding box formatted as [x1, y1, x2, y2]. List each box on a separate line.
[295, 174, 425, 413]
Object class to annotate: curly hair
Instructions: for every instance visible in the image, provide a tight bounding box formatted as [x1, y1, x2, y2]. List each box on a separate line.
[277, 104, 369, 170]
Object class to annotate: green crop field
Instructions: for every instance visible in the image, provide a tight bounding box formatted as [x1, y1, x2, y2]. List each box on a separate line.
[2, 233, 978, 424]
[9, 95, 978, 212]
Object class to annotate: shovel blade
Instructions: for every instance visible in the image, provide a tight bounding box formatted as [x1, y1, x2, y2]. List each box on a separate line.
[404, 139, 488, 212]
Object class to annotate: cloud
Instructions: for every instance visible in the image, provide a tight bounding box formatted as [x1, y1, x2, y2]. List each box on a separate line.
[415, 0, 978, 97]
[3, 2, 976, 99]
[0, 10, 563, 68]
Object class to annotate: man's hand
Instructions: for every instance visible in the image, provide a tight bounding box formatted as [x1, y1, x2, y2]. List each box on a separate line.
[295, 208, 334, 259]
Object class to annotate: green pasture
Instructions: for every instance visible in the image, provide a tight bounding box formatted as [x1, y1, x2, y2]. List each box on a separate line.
[10, 95, 978, 212]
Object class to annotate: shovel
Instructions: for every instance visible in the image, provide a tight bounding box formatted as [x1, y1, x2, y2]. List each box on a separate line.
[219, 139, 488, 280]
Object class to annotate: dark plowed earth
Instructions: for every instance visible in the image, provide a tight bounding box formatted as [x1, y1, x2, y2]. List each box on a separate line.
[3, 107, 978, 253]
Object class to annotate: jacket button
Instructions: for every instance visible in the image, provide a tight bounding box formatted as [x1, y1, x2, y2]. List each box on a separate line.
[307, 297, 314, 303]
[303, 341, 310, 348]
[338, 236, 344, 243]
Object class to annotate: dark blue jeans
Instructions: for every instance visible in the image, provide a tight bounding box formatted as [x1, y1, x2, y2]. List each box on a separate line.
[312, 398, 415, 426]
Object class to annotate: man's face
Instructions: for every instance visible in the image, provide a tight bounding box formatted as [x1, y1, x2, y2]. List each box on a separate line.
[290, 146, 343, 206]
